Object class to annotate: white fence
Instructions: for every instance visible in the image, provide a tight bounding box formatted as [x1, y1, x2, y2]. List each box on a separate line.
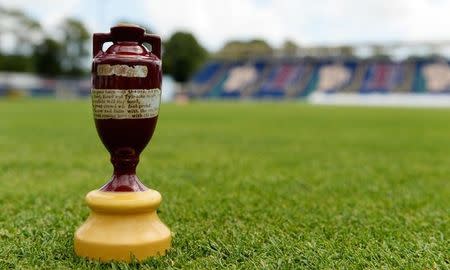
[308, 93, 450, 108]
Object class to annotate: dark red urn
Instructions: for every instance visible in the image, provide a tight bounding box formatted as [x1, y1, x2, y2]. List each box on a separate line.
[91, 24, 162, 192]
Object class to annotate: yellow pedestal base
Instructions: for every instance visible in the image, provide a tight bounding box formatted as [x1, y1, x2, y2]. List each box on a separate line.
[74, 190, 171, 262]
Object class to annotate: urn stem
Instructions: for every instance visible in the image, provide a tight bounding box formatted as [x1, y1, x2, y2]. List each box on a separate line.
[111, 154, 139, 175]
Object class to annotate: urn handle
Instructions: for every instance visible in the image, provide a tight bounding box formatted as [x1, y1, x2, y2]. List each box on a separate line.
[93, 33, 112, 57]
[142, 34, 161, 59]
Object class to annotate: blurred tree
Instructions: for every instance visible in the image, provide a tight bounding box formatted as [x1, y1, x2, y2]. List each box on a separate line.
[216, 39, 273, 58]
[32, 38, 62, 77]
[337, 45, 354, 57]
[0, 7, 43, 54]
[282, 40, 298, 56]
[248, 39, 273, 55]
[163, 32, 208, 83]
[0, 54, 34, 72]
[0, 7, 43, 71]
[60, 18, 90, 77]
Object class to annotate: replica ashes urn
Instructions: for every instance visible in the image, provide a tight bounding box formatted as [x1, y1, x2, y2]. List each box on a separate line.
[74, 24, 171, 262]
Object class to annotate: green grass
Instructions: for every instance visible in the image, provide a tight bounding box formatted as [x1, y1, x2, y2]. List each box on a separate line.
[0, 100, 449, 269]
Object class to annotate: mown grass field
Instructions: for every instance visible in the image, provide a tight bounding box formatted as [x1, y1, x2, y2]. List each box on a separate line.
[0, 100, 449, 269]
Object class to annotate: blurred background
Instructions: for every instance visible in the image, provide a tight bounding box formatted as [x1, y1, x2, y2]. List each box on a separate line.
[0, 0, 450, 106]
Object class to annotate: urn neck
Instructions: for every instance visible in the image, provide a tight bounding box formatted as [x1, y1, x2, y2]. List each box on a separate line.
[111, 154, 139, 175]
[104, 152, 150, 192]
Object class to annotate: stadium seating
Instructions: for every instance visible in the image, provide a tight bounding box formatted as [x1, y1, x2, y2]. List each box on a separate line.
[192, 62, 222, 84]
[254, 62, 305, 98]
[189, 57, 450, 99]
[206, 60, 267, 98]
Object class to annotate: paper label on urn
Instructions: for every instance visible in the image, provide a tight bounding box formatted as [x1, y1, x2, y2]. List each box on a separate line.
[97, 64, 148, 78]
[91, 89, 161, 119]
